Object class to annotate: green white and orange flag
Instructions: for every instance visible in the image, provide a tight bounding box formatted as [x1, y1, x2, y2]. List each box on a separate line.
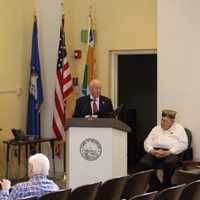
[82, 13, 95, 95]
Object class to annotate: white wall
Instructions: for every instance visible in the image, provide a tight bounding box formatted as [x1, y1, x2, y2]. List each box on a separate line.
[158, 0, 200, 159]
[36, 0, 63, 173]
[36, 0, 61, 138]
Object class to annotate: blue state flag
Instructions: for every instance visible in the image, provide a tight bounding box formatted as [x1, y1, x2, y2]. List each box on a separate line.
[27, 17, 43, 137]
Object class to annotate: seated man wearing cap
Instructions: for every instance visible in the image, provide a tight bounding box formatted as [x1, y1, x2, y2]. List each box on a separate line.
[139, 109, 188, 190]
[0, 153, 59, 200]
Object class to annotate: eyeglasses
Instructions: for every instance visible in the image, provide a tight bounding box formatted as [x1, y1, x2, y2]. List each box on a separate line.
[162, 110, 176, 119]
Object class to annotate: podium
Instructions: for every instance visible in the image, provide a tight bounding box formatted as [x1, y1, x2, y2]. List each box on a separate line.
[65, 118, 131, 189]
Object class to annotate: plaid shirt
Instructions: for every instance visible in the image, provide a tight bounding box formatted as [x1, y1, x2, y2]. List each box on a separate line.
[0, 175, 59, 200]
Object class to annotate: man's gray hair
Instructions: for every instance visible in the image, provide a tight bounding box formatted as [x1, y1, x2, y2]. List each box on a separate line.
[29, 153, 50, 176]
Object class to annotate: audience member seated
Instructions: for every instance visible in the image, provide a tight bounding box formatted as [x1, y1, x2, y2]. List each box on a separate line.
[139, 109, 188, 191]
[0, 153, 59, 200]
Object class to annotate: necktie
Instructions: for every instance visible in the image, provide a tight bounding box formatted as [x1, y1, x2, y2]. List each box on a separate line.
[93, 98, 98, 114]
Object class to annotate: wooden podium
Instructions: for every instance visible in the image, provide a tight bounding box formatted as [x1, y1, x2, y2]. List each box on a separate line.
[65, 118, 131, 189]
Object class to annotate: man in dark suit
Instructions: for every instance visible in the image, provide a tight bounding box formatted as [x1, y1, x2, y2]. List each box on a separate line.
[73, 79, 113, 118]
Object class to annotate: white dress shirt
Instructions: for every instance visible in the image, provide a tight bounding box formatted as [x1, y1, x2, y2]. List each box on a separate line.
[144, 122, 188, 155]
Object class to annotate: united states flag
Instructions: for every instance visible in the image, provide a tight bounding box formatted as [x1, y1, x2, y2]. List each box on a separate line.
[53, 16, 73, 144]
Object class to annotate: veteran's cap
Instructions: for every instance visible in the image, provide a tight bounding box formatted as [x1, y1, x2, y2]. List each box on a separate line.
[162, 109, 176, 119]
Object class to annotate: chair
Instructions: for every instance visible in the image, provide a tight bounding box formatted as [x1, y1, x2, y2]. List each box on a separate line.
[182, 128, 193, 161]
[179, 180, 200, 200]
[154, 184, 185, 200]
[38, 189, 71, 200]
[69, 182, 101, 200]
[96, 176, 128, 200]
[129, 191, 158, 200]
[18, 197, 38, 200]
[121, 169, 154, 199]
[173, 128, 193, 185]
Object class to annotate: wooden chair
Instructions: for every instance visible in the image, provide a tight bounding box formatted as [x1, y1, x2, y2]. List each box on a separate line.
[121, 169, 154, 199]
[38, 189, 71, 200]
[69, 182, 101, 200]
[179, 180, 200, 200]
[129, 191, 158, 200]
[154, 184, 185, 200]
[96, 176, 128, 200]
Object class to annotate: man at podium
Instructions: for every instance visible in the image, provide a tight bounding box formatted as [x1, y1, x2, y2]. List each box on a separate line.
[73, 79, 113, 118]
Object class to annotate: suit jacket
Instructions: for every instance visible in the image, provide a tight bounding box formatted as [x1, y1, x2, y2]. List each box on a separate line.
[73, 95, 113, 118]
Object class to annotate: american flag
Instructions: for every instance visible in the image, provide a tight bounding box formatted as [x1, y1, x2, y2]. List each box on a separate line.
[53, 16, 73, 143]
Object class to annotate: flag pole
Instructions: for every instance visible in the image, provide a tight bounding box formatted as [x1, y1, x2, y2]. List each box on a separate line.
[27, 14, 43, 154]
[61, 1, 67, 181]
[61, 2, 64, 16]
[89, 5, 92, 16]
[52, 0, 73, 180]
[61, 2, 67, 181]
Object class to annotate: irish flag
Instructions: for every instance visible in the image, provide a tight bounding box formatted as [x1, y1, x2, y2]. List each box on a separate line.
[82, 13, 95, 95]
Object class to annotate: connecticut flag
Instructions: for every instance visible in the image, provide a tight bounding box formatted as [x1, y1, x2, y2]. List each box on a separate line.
[27, 16, 43, 137]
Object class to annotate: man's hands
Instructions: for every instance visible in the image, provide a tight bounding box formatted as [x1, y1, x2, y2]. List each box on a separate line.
[150, 149, 171, 158]
[0, 179, 11, 190]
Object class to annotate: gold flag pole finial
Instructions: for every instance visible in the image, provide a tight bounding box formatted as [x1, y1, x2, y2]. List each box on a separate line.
[60, 2, 65, 29]
[33, 10, 37, 22]
[34, 15, 37, 22]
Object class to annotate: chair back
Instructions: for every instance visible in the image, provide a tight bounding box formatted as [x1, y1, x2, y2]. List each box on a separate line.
[69, 182, 101, 200]
[129, 191, 158, 200]
[182, 128, 193, 160]
[96, 176, 128, 200]
[121, 169, 154, 199]
[154, 184, 185, 200]
[180, 180, 200, 200]
[38, 189, 71, 200]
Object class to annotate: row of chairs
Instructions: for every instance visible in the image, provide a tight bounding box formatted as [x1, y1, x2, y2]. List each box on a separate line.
[130, 179, 200, 200]
[19, 169, 154, 200]
[19, 169, 200, 200]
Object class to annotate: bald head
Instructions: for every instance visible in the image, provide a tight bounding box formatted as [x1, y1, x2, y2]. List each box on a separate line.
[89, 79, 102, 98]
